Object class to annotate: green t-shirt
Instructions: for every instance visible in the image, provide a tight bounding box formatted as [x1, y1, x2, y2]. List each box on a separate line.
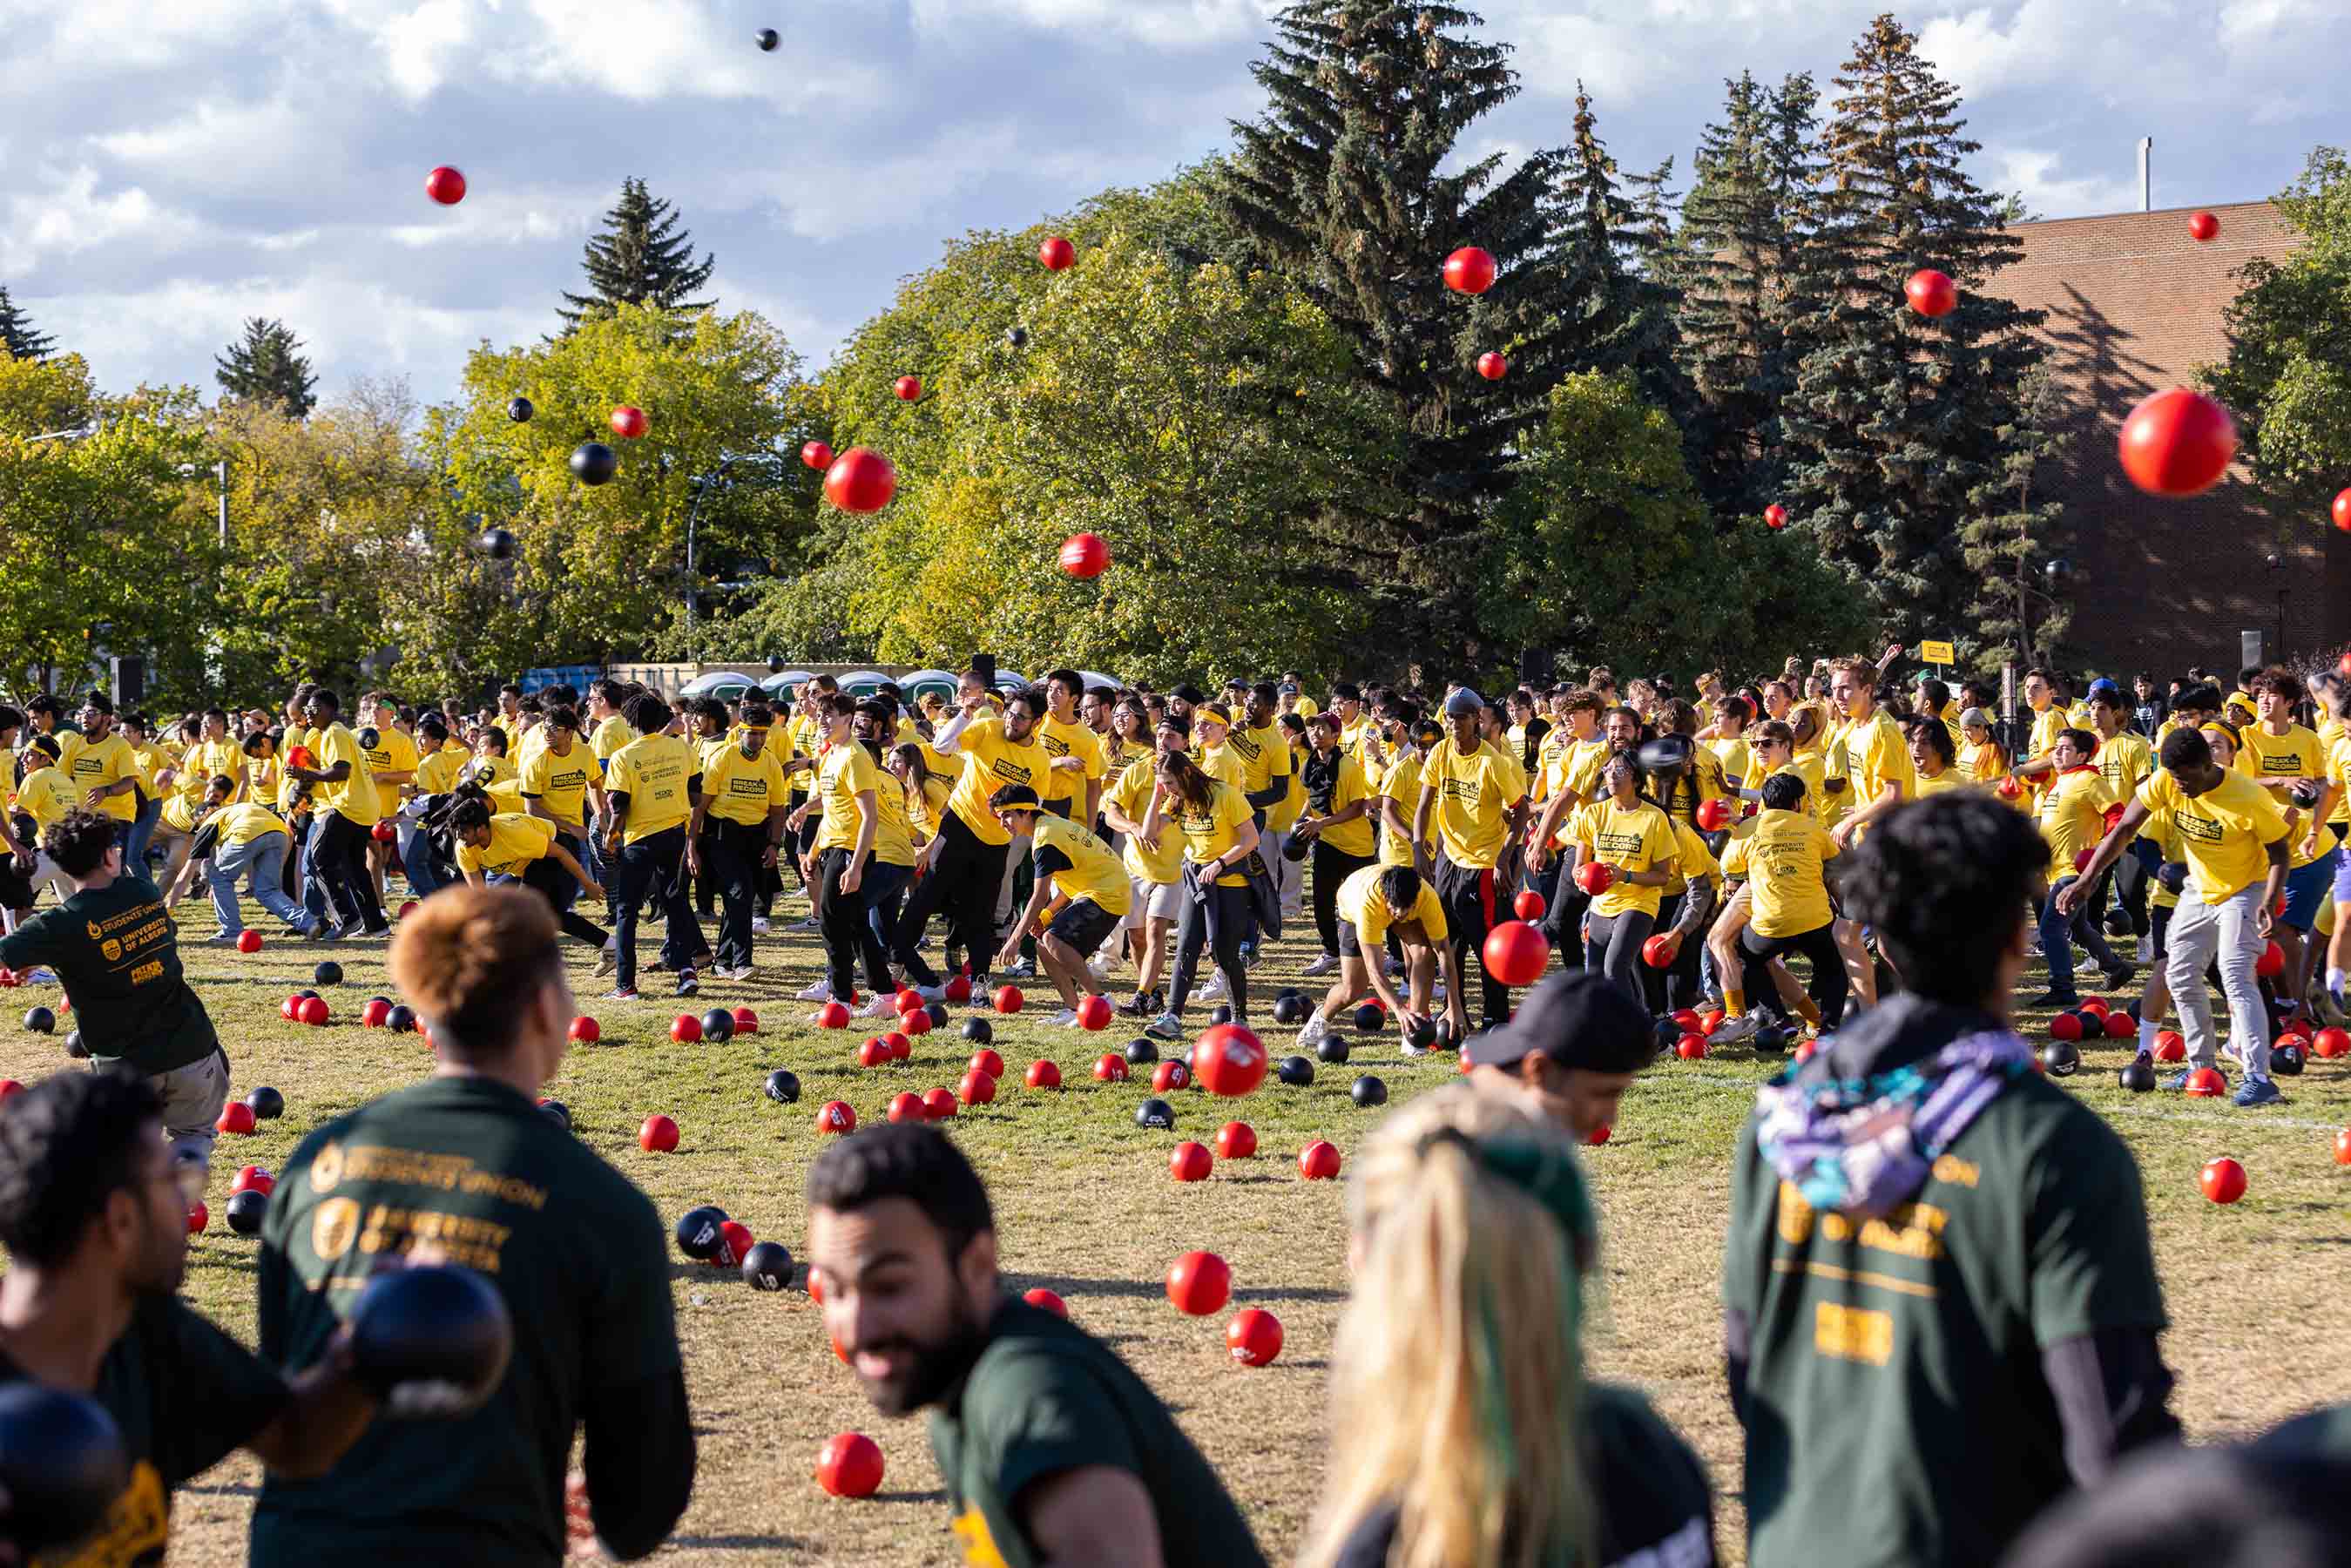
[0, 874, 216, 1075]
[1724, 1066, 2167, 1568]
[251, 1076, 679, 1567]
[929, 1298, 1268, 1568]
[2, 1295, 289, 1568]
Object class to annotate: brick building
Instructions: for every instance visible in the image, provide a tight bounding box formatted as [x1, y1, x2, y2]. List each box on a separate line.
[1981, 199, 2349, 677]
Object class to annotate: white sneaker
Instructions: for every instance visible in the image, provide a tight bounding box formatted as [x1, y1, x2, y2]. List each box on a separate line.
[1711, 1014, 1759, 1045]
[1297, 1012, 1329, 1050]
[1302, 953, 1338, 977]
[916, 983, 947, 1004]
[2136, 935, 2153, 964]
[722, 964, 755, 983]
[855, 995, 894, 1019]
[1086, 956, 1115, 985]
[1044, 1008, 1081, 1028]
[752, 916, 773, 936]
[592, 945, 618, 979]
[791, 915, 820, 932]
[1199, 973, 1229, 1002]
[796, 980, 834, 1003]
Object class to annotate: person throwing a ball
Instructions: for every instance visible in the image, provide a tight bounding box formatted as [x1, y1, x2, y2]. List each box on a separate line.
[807, 1124, 1267, 1567]
[250, 884, 694, 1565]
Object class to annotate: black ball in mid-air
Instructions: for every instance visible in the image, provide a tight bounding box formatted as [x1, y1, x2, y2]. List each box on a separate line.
[1133, 1098, 1176, 1131]
[1004, 325, 1029, 349]
[347, 1264, 514, 1418]
[22, 1007, 52, 1035]
[1275, 1055, 1314, 1087]
[699, 1008, 734, 1043]
[226, 1188, 267, 1236]
[0, 1383, 128, 1553]
[742, 1240, 794, 1290]
[476, 527, 517, 560]
[1315, 1037, 1351, 1065]
[764, 1069, 801, 1105]
[2045, 558, 2071, 584]
[1123, 1037, 1159, 1066]
[2102, 907, 2133, 937]
[754, 26, 780, 51]
[962, 1017, 993, 1044]
[2118, 1058, 2156, 1093]
[505, 395, 533, 422]
[1349, 1074, 1388, 1109]
[314, 961, 343, 987]
[674, 1205, 730, 1261]
[569, 442, 618, 487]
[245, 1085, 286, 1120]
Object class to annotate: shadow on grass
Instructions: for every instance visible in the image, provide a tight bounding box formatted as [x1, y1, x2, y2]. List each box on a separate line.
[1012, 1273, 1346, 1305]
[184, 1481, 260, 1498]
[672, 1532, 815, 1550]
[868, 1490, 948, 1505]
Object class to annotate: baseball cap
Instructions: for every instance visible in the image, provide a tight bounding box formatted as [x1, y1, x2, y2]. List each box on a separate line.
[1278, 681, 1299, 696]
[1958, 706, 1991, 730]
[2087, 678, 2121, 699]
[1463, 971, 1657, 1073]
[1442, 687, 1485, 719]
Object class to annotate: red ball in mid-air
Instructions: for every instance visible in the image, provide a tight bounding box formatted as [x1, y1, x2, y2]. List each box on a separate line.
[1038, 235, 1077, 271]
[1481, 921, 1548, 987]
[2118, 388, 2238, 497]
[638, 1114, 679, 1152]
[823, 448, 898, 514]
[1298, 1140, 1342, 1180]
[1165, 1250, 1231, 1315]
[892, 375, 922, 402]
[1904, 267, 1957, 318]
[2199, 1156, 2246, 1205]
[2333, 489, 2351, 533]
[1169, 1142, 1213, 1182]
[816, 1100, 858, 1134]
[1192, 1023, 1267, 1098]
[1058, 532, 1110, 578]
[1764, 504, 1787, 530]
[424, 166, 467, 206]
[815, 1433, 884, 1498]
[1215, 1121, 1256, 1159]
[609, 405, 648, 440]
[1476, 351, 1508, 381]
[1512, 889, 1545, 922]
[1443, 246, 1496, 294]
[235, 929, 263, 954]
[569, 1015, 599, 1043]
[992, 985, 1024, 1015]
[801, 440, 833, 470]
[2188, 210, 2219, 242]
[1695, 799, 1733, 832]
[1024, 1059, 1062, 1090]
[1226, 1308, 1283, 1367]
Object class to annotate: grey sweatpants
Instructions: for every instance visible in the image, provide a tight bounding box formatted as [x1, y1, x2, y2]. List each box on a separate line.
[2165, 881, 2270, 1081]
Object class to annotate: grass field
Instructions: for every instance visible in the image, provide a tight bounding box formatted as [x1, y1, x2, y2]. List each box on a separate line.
[11, 877, 2351, 1566]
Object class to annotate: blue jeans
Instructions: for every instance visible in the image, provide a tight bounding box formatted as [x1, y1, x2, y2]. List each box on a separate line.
[297, 817, 330, 927]
[397, 820, 444, 902]
[2039, 875, 2124, 1000]
[127, 799, 161, 880]
[206, 833, 304, 935]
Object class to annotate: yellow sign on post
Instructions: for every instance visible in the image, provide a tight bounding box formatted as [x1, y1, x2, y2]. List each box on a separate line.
[1920, 640, 1955, 666]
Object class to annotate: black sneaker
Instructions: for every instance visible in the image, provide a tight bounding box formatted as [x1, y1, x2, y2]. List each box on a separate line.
[361, 923, 393, 938]
[2025, 990, 2079, 1010]
[674, 967, 699, 997]
[2102, 965, 2136, 991]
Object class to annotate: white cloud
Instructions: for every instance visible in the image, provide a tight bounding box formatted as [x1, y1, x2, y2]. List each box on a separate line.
[0, 168, 213, 275]
[1983, 147, 2143, 220]
[908, 0, 1277, 50]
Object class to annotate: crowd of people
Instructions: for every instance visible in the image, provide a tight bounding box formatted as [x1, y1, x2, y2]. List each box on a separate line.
[0, 639, 2347, 1565]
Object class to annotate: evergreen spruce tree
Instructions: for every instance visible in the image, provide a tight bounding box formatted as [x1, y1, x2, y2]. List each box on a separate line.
[1959, 363, 2071, 668]
[1219, 3, 1652, 649]
[1673, 71, 1824, 517]
[0, 285, 56, 361]
[1776, 13, 2045, 645]
[557, 177, 717, 329]
[213, 317, 318, 418]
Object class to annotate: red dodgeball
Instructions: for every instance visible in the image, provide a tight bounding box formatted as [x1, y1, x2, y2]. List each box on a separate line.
[1695, 798, 1733, 832]
[1675, 1034, 1707, 1060]
[992, 984, 1024, 1015]
[1226, 1308, 1283, 1367]
[2104, 1010, 2136, 1039]
[1904, 267, 1957, 318]
[816, 1100, 858, 1134]
[1169, 1141, 1213, 1182]
[2314, 1027, 2351, 1059]
[186, 1202, 208, 1234]
[922, 1087, 958, 1120]
[1215, 1121, 1257, 1159]
[823, 449, 898, 514]
[943, 973, 973, 1004]
[1298, 1139, 1342, 1179]
[2050, 1012, 2084, 1042]
[958, 1069, 997, 1106]
[2188, 210, 2219, 242]
[1024, 1059, 1062, 1090]
[817, 1001, 851, 1030]
[892, 375, 922, 402]
[1192, 1023, 1268, 1097]
[2336, 1128, 2351, 1166]
[297, 996, 328, 1026]
[733, 1008, 759, 1035]
[1513, 889, 1545, 922]
[231, 1165, 274, 1197]
[1038, 235, 1077, 271]
[1152, 1059, 1192, 1093]
[2334, 489, 2351, 533]
[1442, 246, 1496, 294]
[1640, 933, 1676, 970]
[1093, 1054, 1129, 1083]
[2154, 1031, 2186, 1063]
[888, 1091, 925, 1124]
[801, 440, 833, 470]
[2118, 388, 2238, 497]
[1475, 351, 1508, 381]
[609, 405, 648, 440]
[424, 166, 466, 206]
[638, 1114, 679, 1152]
[969, 1048, 1004, 1079]
[236, 929, 263, 954]
[715, 1220, 754, 1267]
[1574, 861, 1616, 896]
[815, 1433, 883, 1498]
[1481, 921, 1548, 987]
[1076, 993, 1112, 1031]
[2199, 1156, 2246, 1205]
[1023, 1287, 1069, 1317]
[885, 1031, 911, 1059]
[2185, 1067, 2227, 1098]
[216, 1103, 258, 1136]
[1587, 1123, 1611, 1146]
[2256, 940, 2286, 979]
[857, 1037, 890, 1069]
[894, 988, 925, 1016]
[902, 1009, 932, 1037]
[1058, 532, 1110, 578]
[1165, 1250, 1231, 1315]
[1764, 504, 1787, 530]
[672, 1014, 702, 1044]
[569, 1014, 599, 1043]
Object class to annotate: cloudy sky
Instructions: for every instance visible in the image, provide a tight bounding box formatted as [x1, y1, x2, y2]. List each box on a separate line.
[4, 0, 2341, 409]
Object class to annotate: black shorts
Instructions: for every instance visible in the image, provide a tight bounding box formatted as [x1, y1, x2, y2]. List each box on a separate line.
[1336, 917, 1363, 958]
[1047, 900, 1118, 959]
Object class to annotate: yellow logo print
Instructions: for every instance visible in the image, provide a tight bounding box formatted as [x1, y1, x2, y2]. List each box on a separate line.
[311, 1141, 344, 1193]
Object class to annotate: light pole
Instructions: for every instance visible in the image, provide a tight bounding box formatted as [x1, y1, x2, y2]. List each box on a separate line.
[2267, 551, 2287, 662]
[178, 460, 229, 547]
[682, 457, 734, 662]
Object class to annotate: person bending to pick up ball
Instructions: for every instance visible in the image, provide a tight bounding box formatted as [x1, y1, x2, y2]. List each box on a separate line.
[1295, 864, 1466, 1051]
[251, 885, 694, 1565]
[1726, 793, 2178, 1568]
[2064, 726, 2291, 1106]
[1300, 1086, 1715, 1567]
[807, 1124, 1267, 1568]
[0, 1071, 388, 1560]
[449, 794, 611, 955]
[0, 809, 229, 1178]
[990, 785, 1130, 1026]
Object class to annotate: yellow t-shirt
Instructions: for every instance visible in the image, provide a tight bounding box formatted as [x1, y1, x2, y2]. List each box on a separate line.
[1198, 743, 1246, 793]
[246, 754, 280, 808]
[278, 726, 315, 814]
[699, 743, 787, 830]
[2039, 767, 2117, 879]
[1837, 711, 1916, 832]
[1028, 813, 1131, 915]
[1336, 862, 1448, 946]
[363, 727, 421, 820]
[787, 712, 822, 797]
[314, 722, 379, 827]
[519, 742, 596, 831]
[1032, 713, 1105, 808]
[1913, 766, 1966, 799]
[15, 767, 78, 833]
[2134, 768, 2289, 904]
[60, 733, 139, 823]
[213, 801, 289, 848]
[1420, 738, 1528, 870]
[1171, 779, 1253, 889]
[870, 763, 917, 868]
[2321, 719, 2350, 828]
[1229, 723, 1294, 806]
[1572, 797, 1678, 920]
[812, 741, 883, 855]
[590, 715, 636, 780]
[175, 739, 243, 805]
[1661, 819, 1722, 898]
[458, 812, 557, 878]
[944, 714, 1051, 847]
[1314, 753, 1377, 860]
[1105, 757, 1182, 885]
[1709, 736, 1753, 791]
[1723, 808, 1839, 938]
[130, 742, 173, 801]
[605, 733, 696, 845]
[1957, 739, 2005, 787]
[2239, 722, 2329, 868]
[2143, 808, 2185, 911]
[1376, 751, 1422, 869]
[415, 747, 468, 798]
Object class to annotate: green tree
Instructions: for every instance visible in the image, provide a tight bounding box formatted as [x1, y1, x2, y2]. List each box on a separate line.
[214, 317, 319, 419]
[1219, 2, 1659, 650]
[1675, 71, 1824, 517]
[0, 286, 56, 361]
[408, 304, 808, 692]
[1958, 363, 2072, 671]
[1483, 370, 1868, 678]
[557, 177, 718, 330]
[2206, 145, 2351, 520]
[1776, 13, 2045, 645]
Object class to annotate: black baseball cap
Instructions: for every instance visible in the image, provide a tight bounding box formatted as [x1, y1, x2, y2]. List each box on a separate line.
[1463, 971, 1657, 1073]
